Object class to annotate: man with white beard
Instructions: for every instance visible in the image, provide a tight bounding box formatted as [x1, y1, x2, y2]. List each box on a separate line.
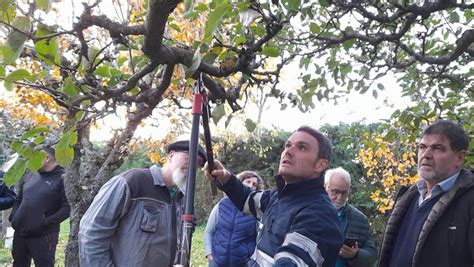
[78, 140, 207, 267]
[324, 167, 376, 267]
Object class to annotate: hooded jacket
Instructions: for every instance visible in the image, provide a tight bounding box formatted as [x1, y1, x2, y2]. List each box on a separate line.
[10, 165, 70, 237]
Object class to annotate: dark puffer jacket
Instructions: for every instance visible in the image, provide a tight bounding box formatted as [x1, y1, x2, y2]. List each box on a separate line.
[379, 168, 474, 267]
[212, 197, 257, 266]
[341, 204, 377, 267]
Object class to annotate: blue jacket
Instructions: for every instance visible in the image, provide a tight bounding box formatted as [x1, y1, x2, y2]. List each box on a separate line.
[212, 197, 257, 266]
[221, 174, 344, 267]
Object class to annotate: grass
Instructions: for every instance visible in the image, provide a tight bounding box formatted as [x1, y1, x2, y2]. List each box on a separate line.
[0, 221, 208, 267]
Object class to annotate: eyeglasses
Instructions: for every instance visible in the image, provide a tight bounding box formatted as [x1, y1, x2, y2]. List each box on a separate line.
[328, 187, 350, 197]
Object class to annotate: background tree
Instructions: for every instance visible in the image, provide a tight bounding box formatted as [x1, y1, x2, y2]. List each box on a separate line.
[0, 0, 472, 264]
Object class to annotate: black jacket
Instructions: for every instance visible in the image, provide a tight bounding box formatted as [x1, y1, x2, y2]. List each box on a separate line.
[10, 165, 70, 237]
[379, 168, 474, 267]
[0, 170, 16, 210]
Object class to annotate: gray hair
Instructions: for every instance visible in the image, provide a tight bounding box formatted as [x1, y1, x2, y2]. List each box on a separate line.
[324, 167, 351, 186]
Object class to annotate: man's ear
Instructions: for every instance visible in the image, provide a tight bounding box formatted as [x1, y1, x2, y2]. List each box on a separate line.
[454, 150, 466, 169]
[167, 150, 176, 161]
[314, 159, 328, 173]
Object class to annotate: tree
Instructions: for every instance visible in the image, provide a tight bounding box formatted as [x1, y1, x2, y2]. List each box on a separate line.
[0, 0, 472, 264]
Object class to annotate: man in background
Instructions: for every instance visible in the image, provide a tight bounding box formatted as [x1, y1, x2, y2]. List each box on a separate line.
[379, 120, 473, 267]
[9, 147, 70, 267]
[324, 167, 376, 267]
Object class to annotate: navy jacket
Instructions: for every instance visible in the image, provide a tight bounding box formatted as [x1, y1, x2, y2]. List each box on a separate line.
[0, 170, 16, 210]
[221, 174, 344, 267]
[212, 197, 257, 266]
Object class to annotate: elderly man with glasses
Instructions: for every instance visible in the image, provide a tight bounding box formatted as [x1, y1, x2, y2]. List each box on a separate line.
[324, 167, 377, 267]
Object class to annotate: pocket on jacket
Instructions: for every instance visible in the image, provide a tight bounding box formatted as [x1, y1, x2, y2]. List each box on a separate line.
[140, 205, 160, 233]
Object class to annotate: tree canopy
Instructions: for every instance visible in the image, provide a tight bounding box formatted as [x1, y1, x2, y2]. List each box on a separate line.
[0, 0, 472, 264]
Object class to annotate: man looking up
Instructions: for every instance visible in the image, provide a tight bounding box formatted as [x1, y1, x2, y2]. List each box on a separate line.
[10, 147, 70, 267]
[324, 167, 376, 267]
[379, 119, 473, 267]
[79, 140, 207, 267]
[204, 126, 343, 267]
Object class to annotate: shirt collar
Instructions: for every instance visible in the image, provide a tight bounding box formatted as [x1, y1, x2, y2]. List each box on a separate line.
[150, 165, 166, 187]
[416, 171, 460, 206]
[415, 171, 460, 193]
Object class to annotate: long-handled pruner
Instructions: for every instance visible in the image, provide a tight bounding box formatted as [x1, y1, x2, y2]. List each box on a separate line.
[175, 72, 218, 267]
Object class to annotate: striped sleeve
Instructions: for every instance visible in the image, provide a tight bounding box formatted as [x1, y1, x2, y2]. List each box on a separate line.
[219, 174, 271, 220]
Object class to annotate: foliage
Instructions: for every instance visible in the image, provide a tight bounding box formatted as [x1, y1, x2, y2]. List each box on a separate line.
[0, 0, 471, 264]
[356, 131, 419, 213]
[220, 128, 290, 188]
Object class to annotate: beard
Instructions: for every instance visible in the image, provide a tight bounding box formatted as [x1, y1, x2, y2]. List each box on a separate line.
[172, 168, 188, 194]
[333, 201, 346, 210]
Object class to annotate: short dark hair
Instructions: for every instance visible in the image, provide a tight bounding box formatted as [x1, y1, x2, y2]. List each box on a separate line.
[43, 146, 56, 160]
[422, 120, 469, 152]
[297, 126, 332, 162]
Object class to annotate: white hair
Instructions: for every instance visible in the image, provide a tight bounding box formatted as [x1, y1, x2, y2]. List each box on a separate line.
[324, 167, 351, 186]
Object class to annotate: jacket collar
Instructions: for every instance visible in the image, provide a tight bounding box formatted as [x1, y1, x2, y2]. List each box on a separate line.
[275, 174, 325, 196]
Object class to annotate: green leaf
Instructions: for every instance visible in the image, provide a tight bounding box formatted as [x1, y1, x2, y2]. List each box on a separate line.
[0, 65, 5, 77]
[184, 11, 199, 19]
[245, 119, 257, 132]
[342, 39, 356, 51]
[261, 46, 280, 57]
[203, 2, 231, 44]
[94, 65, 112, 78]
[63, 77, 78, 96]
[169, 23, 181, 32]
[448, 11, 460, 23]
[11, 140, 22, 152]
[372, 89, 378, 99]
[377, 83, 385, 90]
[75, 110, 85, 121]
[211, 104, 225, 124]
[5, 69, 31, 84]
[3, 16, 31, 65]
[26, 151, 47, 172]
[34, 24, 60, 65]
[36, 0, 51, 12]
[319, 0, 330, 7]
[55, 129, 77, 166]
[4, 158, 27, 187]
[56, 146, 74, 166]
[33, 135, 46, 145]
[184, 0, 195, 13]
[20, 127, 49, 140]
[309, 22, 320, 34]
[340, 64, 352, 76]
[0, 0, 16, 22]
[465, 9, 473, 20]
